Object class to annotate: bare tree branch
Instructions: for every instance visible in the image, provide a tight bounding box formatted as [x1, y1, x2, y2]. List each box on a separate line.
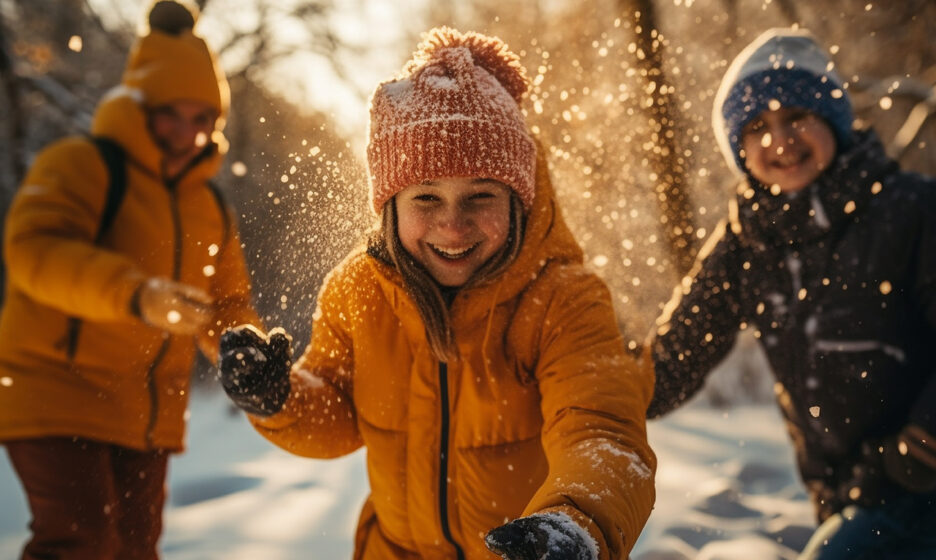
[0, 10, 27, 184]
[19, 72, 94, 131]
[81, 0, 132, 54]
[217, 1, 370, 103]
[849, 75, 936, 110]
[890, 95, 936, 157]
[847, 73, 936, 156]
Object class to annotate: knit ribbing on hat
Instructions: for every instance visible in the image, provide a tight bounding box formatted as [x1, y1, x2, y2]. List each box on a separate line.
[712, 28, 853, 173]
[121, 1, 229, 116]
[367, 27, 536, 214]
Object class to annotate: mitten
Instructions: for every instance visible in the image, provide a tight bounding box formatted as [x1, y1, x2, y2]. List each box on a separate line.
[484, 512, 597, 560]
[219, 324, 292, 416]
[133, 277, 214, 335]
[882, 424, 936, 493]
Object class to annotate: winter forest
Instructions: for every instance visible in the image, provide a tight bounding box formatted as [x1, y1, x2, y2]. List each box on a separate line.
[1, 0, 936, 558]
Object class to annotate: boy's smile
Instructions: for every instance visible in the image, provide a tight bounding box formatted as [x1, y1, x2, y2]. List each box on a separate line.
[741, 106, 837, 193]
[147, 100, 218, 177]
[395, 176, 512, 287]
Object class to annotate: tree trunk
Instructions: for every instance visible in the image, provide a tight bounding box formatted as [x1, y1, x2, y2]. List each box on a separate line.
[0, 11, 26, 186]
[619, 0, 698, 275]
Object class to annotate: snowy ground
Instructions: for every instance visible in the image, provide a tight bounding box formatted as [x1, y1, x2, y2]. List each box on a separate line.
[0, 382, 815, 559]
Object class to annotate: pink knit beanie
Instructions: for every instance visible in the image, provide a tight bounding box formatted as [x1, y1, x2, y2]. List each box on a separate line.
[367, 27, 536, 214]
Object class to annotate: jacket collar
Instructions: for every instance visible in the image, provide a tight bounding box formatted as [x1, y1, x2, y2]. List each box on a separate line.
[730, 129, 897, 249]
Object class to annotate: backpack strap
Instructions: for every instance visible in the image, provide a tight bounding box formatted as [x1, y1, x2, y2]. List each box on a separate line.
[89, 136, 127, 243]
[89, 137, 232, 250]
[60, 136, 128, 360]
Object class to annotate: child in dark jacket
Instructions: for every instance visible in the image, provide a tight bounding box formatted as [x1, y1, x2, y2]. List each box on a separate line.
[648, 28, 936, 558]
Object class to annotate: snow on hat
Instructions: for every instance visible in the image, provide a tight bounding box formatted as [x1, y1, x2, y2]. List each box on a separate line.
[366, 27, 536, 214]
[122, 1, 230, 117]
[713, 28, 853, 173]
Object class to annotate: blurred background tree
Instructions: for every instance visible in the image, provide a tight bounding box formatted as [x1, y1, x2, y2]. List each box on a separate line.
[1, 0, 933, 381]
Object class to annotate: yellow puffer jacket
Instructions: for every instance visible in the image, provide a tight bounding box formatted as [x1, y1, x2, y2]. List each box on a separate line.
[251, 154, 656, 559]
[0, 83, 257, 449]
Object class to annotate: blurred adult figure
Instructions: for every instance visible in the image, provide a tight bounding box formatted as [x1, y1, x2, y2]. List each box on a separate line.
[0, 2, 258, 558]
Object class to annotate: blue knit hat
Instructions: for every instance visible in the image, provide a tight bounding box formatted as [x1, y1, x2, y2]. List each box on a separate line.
[713, 28, 853, 173]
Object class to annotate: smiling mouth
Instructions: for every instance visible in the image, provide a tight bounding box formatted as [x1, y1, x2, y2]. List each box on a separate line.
[772, 150, 810, 170]
[429, 243, 479, 260]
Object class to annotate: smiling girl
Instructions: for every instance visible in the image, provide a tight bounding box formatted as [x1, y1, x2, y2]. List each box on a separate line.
[216, 27, 655, 560]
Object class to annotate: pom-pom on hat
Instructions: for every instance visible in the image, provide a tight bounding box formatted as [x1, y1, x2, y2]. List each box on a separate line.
[712, 28, 853, 173]
[367, 27, 536, 214]
[122, 1, 229, 118]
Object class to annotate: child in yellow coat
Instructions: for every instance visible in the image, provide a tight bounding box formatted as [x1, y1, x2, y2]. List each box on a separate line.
[219, 28, 655, 559]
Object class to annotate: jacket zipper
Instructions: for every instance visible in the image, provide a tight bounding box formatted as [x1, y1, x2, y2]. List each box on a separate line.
[144, 179, 183, 447]
[437, 361, 465, 560]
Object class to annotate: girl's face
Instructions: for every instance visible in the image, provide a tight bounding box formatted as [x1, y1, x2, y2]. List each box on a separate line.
[396, 176, 513, 287]
[741, 106, 837, 193]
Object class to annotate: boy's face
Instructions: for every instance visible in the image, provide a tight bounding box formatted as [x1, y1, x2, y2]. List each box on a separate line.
[741, 106, 837, 193]
[147, 100, 218, 168]
[395, 176, 512, 287]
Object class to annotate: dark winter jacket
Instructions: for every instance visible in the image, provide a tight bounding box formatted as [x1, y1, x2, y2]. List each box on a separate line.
[649, 130, 936, 521]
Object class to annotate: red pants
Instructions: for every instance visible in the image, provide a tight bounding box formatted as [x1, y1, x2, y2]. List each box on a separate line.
[4, 437, 169, 560]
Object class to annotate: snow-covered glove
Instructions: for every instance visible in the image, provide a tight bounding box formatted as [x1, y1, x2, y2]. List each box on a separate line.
[881, 424, 936, 493]
[133, 277, 214, 335]
[484, 512, 597, 560]
[219, 324, 292, 417]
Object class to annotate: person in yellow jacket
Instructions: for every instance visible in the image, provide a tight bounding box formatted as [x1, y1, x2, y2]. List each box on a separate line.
[219, 27, 656, 560]
[0, 2, 259, 558]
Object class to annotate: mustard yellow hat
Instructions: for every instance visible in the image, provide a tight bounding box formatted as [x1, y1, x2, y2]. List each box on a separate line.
[121, 1, 229, 116]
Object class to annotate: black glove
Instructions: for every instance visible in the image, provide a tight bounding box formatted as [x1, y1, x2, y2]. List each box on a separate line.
[219, 324, 292, 417]
[882, 425, 936, 493]
[484, 512, 596, 560]
[838, 429, 936, 507]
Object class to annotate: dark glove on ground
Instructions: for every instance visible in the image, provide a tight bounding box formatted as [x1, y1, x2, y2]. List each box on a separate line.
[219, 324, 292, 417]
[484, 512, 596, 560]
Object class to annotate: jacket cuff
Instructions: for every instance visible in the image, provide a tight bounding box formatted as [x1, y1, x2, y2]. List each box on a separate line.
[128, 279, 145, 319]
[117, 272, 148, 322]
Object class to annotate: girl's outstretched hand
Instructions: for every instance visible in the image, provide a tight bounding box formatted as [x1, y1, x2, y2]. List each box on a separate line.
[218, 324, 292, 417]
[484, 512, 597, 560]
